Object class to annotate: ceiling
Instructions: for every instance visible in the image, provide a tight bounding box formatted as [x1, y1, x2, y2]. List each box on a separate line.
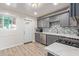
[0, 3, 69, 17]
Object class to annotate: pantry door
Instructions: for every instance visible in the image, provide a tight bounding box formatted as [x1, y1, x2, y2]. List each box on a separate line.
[24, 19, 33, 43]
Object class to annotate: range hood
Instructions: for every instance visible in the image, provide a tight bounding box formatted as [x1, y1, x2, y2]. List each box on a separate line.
[70, 3, 79, 26]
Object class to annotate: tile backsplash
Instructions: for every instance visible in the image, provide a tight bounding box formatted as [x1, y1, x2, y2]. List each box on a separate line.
[43, 21, 78, 36]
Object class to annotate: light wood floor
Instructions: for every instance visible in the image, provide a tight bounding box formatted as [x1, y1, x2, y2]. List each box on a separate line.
[0, 42, 47, 56]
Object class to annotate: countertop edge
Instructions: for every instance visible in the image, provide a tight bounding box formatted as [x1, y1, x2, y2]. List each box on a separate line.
[35, 32, 79, 39]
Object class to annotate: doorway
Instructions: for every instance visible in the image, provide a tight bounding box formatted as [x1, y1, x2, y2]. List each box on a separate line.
[24, 19, 33, 43]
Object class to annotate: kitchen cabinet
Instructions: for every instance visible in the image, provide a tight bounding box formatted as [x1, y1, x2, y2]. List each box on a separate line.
[46, 34, 58, 46]
[49, 16, 60, 22]
[43, 19, 49, 28]
[49, 16, 56, 22]
[35, 33, 41, 43]
[60, 12, 70, 27]
[37, 18, 50, 28]
[37, 20, 43, 27]
[35, 33, 47, 45]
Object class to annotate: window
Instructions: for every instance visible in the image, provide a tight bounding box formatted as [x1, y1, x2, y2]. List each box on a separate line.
[0, 15, 16, 30]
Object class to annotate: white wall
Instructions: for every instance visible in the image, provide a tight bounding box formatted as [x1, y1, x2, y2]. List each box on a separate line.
[0, 7, 37, 50]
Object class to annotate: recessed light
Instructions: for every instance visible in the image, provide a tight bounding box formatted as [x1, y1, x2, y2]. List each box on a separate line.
[34, 12, 37, 15]
[53, 3, 58, 5]
[6, 3, 11, 6]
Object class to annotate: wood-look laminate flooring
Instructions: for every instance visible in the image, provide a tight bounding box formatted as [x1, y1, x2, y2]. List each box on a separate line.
[0, 42, 47, 56]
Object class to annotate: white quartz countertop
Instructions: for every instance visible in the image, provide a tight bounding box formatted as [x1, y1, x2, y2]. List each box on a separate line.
[35, 32, 79, 39]
[45, 42, 79, 56]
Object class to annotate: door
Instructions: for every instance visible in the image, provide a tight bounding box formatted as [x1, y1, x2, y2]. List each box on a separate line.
[24, 19, 33, 43]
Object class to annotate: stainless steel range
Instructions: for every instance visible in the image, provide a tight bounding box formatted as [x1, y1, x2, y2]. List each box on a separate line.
[56, 37, 79, 48]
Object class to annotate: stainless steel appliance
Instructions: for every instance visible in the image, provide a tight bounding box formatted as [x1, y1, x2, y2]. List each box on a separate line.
[40, 33, 46, 45]
[56, 37, 79, 48]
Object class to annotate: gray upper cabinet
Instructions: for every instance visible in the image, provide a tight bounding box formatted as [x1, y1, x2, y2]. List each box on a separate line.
[49, 16, 60, 22]
[37, 18, 50, 28]
[60, 12, 70, 27]
[49, 16, 56, 22]
[37, 20, 40, 27]
[43, 18, 50, 28]
[37, 20, 43, 27]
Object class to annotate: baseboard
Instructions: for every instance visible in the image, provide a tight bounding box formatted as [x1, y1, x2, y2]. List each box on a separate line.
[0, 41, 33, 51]
[0, 43, 24, 51]
[24, 41, 32, 44]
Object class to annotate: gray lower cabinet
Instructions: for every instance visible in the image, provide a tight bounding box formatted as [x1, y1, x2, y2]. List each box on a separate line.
[46, 35, 58, 46]
[35, 33, 58, 46]
[35, 33, 47, 45]
[35, 33, 41, 43]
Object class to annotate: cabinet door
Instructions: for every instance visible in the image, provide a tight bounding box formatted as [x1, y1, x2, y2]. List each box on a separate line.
[49, 16, 56, 22]
[43, 21, 49, 27]
[35, 33, 41, 43]
[37, 20, 44, 27]
[46, 35, 58, 46]
[37, 20, 42, 27]
[60, 13, 69, 27]
[38, 18, 49, 28]
[49, 16, 60, 22]
[43, 18, 49, 27]
[37, 20, 39, 27]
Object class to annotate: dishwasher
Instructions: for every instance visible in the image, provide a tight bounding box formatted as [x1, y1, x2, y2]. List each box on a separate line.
[40, 33, 46, 45]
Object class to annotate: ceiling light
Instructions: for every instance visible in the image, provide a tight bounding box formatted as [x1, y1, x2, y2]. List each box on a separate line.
[32, 3, 40, 8]
[28, 3, 41, 8]
[34, 12, 37, 15]
[6, 3, 11, 6]
[53, 3, 58, 5]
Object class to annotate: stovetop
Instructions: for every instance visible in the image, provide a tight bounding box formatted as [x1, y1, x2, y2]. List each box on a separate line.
[56, 39, 79, 48]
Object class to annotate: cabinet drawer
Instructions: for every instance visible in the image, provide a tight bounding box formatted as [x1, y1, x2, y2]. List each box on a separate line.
[46, 35, 58, 46]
